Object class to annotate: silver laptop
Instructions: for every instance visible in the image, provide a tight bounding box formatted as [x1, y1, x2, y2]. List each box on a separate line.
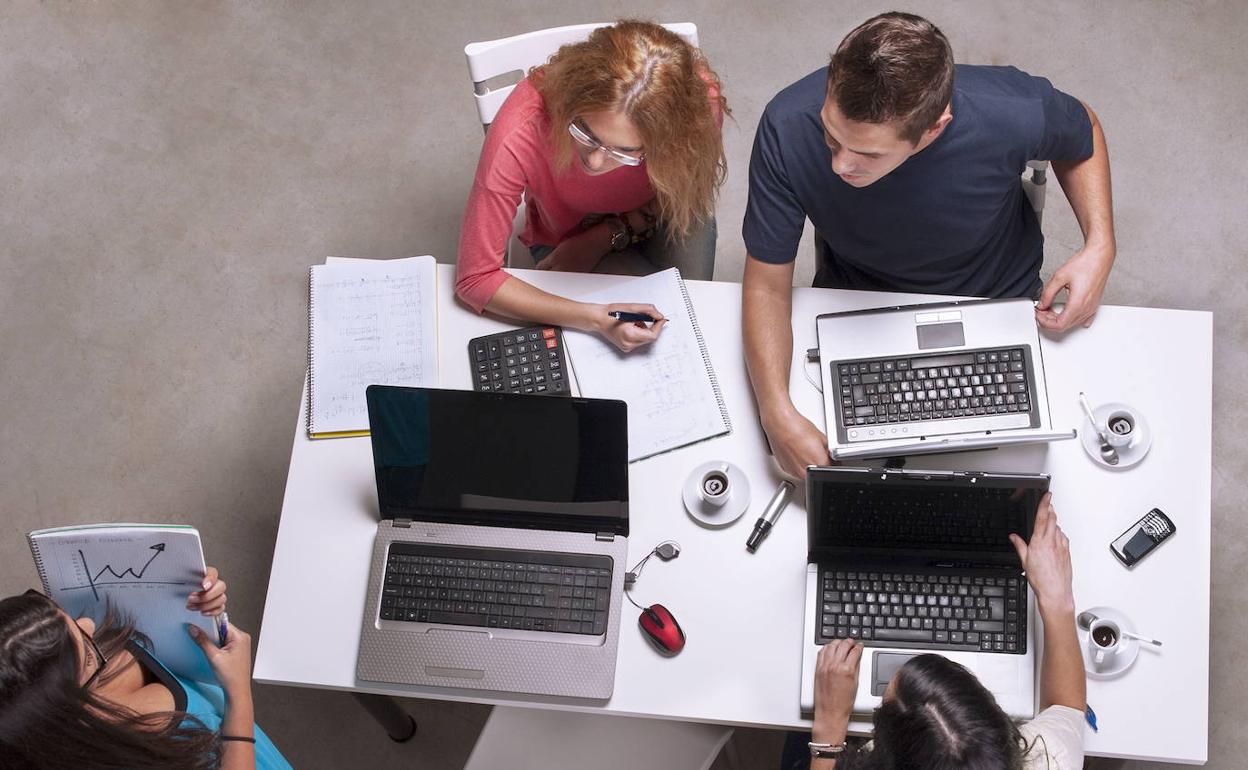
[355, 385, 628, 700]
[816, 298, 1074, 459]
[799, 467, 1046, 719]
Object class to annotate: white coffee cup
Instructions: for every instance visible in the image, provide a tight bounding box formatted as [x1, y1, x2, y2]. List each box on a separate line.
[1103, 409, 1136, 449]
[699, 465, 731, 508]
[1088, 618, 1124, 669]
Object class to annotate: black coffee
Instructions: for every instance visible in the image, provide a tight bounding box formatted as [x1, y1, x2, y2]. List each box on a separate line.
[702, 472, 728, 496]
[1092, 625, 1119, 647]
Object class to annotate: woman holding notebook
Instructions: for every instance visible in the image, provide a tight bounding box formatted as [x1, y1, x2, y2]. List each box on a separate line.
[455, 20, 729, 352]
[0, 568, 291, 769]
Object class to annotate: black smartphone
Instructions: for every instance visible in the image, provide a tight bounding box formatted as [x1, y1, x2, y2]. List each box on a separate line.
[1109, 508, 1176, 567]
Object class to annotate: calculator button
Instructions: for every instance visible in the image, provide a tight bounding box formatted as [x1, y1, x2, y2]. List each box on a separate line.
[546, 339, 558, 349]
[487, 341, 501, 359]
[508, 379, 520, 389]
[523, 386, 536, 394]
[529, 332, 540, 341]
[542, 328, 556, 339]
[504, 346, 515, 356]
[474, 347, 486, 363]
[536, 384, 548, 393]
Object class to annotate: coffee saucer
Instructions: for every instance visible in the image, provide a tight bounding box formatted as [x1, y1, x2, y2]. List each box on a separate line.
[1078, 604, 1141, 680]
[1080, 402, 1152, 470]
[682, 461, 750, 528]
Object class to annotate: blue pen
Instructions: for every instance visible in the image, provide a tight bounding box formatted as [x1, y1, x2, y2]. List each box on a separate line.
[607, 310, 658, 323]
[1085, 704, 1098, 733]
[215, 612, 230, 646]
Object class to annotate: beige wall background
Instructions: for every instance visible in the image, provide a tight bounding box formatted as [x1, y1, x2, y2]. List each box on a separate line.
[2, 1, 1245, 767]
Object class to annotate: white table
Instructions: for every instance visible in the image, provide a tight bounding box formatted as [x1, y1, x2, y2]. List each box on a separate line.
[256, 265, 1210, 764]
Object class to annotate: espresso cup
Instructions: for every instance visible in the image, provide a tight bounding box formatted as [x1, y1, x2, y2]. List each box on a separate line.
[1088, 618, 1124, 669]
[1103, 409, 1136, 448]
[699, 466, 731, 508]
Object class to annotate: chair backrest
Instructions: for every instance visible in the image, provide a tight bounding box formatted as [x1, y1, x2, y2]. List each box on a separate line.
[1023, 159, 1049, 224]
[464, 22, 699, 130]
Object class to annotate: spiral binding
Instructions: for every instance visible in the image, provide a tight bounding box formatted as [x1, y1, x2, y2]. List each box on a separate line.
[674, 269, 731, 433]
[27, 535, 51, 594]
[306, 266, 317, 437]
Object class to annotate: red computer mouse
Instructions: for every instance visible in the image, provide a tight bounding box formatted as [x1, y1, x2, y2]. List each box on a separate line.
[639, 604, 685, 655]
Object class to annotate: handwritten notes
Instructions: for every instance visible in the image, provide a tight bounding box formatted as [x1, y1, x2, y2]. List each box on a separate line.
[309, 256, 438, 437]
[564, 269, 730, 461]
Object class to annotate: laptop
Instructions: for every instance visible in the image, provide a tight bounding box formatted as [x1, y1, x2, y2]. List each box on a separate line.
[799, 466, 1048, 719]
[816, 298, 1075, 459]
[355, 385, 629, 700]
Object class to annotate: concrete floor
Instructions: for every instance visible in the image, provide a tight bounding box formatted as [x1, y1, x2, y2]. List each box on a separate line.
[2, 1, 1244, 767]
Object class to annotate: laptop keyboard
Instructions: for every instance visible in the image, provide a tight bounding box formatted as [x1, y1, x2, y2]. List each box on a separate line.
[817, 569, 1027, 654]
[380, 543, 612, 636]
[832, 347, 1035, 429]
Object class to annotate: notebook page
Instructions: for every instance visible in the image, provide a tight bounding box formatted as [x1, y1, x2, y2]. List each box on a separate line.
[564, 268, 729, 461]
[28, 524, 216, 681]
[309, 256, 438, 436]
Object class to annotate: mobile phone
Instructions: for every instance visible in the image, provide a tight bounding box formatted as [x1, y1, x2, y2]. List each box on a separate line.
[1109, 508, 1176, 567]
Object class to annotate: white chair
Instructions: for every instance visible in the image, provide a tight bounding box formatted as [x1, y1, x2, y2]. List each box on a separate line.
[463, 706, 733, 770]
[463, 23, 699, 268]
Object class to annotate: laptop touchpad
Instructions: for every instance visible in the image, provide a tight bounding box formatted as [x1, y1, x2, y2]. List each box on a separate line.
[916, 322, 965, 349]
[872, 652, 918, 696]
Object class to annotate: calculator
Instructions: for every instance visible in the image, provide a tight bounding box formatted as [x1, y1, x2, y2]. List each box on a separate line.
[1109, 508, 1176, 567]
[469, 325, 569, 396]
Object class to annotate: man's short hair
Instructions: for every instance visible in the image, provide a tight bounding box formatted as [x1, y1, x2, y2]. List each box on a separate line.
[826, 12, 955, 144]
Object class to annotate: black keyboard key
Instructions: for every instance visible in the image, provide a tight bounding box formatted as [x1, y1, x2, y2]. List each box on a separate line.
[874, 628, 934, 643]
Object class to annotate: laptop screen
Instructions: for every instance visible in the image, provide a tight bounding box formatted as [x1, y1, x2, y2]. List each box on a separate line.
[366, 386, 628, 535]
[808, 469, 1046, 565]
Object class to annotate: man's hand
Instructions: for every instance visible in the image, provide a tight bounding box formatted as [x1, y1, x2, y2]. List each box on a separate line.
[762, 407, 832, 479]
[813, 639, 863, 736]
[1035, 242, 1114, 332]
[1009, 492, 1075, 615]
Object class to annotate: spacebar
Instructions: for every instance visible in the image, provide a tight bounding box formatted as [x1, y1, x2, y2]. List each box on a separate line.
[873, 628, 934, 643]
[427, 611, 488, 627]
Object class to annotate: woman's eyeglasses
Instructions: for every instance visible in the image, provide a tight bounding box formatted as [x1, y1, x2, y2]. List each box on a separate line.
[568, 120, 645, 167]
[24, 589, 108, 688]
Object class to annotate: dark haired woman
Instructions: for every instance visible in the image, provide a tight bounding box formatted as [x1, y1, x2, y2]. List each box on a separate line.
[788, 493, 1086, 769]
[0, 568, 289, 769]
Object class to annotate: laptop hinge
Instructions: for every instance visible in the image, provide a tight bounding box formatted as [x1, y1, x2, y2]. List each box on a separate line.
[595, 531, 615, 542]
[393, 518, 413, 528]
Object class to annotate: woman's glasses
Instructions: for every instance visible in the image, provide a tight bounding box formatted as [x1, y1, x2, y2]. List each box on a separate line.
[568, 120, 645, 167]
[24, 588, 108, 688]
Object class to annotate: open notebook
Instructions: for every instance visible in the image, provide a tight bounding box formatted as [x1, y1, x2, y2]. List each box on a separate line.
[307, 255, 439, 438]
[27, 524, 216, 681]
[564, 268, 731, 461]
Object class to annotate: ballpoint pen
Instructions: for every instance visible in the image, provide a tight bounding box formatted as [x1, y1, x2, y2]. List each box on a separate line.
[215, 612, 230, 646]
[607, 310, 658, 323]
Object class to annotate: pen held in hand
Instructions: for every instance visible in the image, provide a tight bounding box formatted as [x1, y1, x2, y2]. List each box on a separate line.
[607, 310, 659, 323]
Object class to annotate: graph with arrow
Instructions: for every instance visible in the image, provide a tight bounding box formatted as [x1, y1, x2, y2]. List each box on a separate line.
[72, 543, 184, 601]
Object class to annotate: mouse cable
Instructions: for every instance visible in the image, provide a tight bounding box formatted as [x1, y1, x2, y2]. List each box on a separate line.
[802, 348, 823, 394]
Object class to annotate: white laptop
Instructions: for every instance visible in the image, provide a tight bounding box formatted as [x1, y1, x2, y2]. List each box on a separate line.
[816, 298, 1074, 459]
[799, 466, 1046, 719]
[355, 385, 629, 700]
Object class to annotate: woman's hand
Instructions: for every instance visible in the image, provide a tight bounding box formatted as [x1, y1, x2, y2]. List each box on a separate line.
[593, 303, 667, 353]
[813, 638, 862, 737]
[189, 622, 254, 702]
[187, 566, 227, 616]
[1009, 492, 1075, 615]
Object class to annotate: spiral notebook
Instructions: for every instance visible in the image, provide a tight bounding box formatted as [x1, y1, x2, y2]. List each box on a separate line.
[564, 268, 731, 461]
[27, 523, 216, 681]
[308, 255, 439, 438]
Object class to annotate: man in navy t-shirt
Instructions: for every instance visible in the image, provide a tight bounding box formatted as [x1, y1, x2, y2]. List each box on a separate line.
[743, 12, 1116, 479]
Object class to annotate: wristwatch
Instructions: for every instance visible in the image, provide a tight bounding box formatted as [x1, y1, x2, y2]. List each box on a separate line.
[604, 215, 630, 252]
[808, 741, 846, 759]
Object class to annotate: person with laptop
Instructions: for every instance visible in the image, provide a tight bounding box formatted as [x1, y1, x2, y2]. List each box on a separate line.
[456, 20, 729, 353]
[742, 12, 1116, 477]
[786, 493, 1085, 769]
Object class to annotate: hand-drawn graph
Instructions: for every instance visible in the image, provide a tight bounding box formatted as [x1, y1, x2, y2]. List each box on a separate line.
[66, 543, 185, 601]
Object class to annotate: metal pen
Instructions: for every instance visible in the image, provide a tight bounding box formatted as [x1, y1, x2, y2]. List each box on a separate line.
[746, 481, 794, 552]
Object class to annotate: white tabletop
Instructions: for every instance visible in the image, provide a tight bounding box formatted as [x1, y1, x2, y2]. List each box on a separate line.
[256, 265, 1210, 764]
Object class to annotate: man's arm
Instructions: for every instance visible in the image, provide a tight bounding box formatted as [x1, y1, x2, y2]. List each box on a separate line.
[1036, 101, 1116, 332]
[742, 255, 831, 479]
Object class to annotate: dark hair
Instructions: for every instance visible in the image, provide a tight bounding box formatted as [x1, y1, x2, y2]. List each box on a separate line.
[843, 654, 1042, 770]
[0, 592, 220, 769]
[826, 12, 955, 144]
